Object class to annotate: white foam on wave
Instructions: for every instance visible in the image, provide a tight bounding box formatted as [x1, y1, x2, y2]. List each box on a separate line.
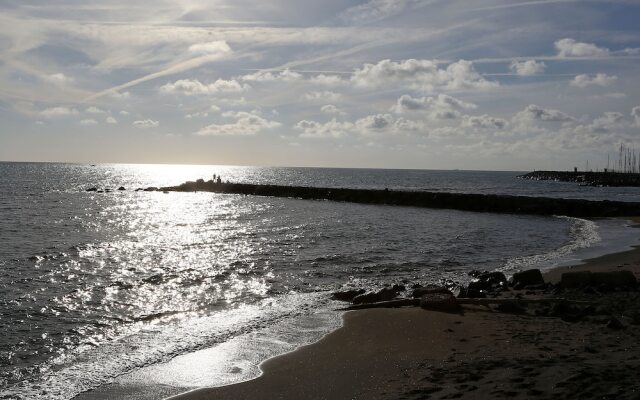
[501, 216, 601, 273]
[0, 293, 342, 400]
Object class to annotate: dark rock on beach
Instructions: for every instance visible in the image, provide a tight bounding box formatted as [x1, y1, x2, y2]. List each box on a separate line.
[352, 287, 399, 304]
[118, 186, 126, 191]
[511, 269, 544, 289]
[459, 271, 508, 298]
[86, 187, 98, 192]
[331, 289, 366, 302]
[412, 285, 452, 298]
[419, 292, 461, 313]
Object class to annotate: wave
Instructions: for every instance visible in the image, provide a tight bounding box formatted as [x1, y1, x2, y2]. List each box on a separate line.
[501, 216, 600, 274]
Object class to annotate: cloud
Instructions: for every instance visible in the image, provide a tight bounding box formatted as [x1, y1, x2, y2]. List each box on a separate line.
[40, 106, 79, 118]
[570, 73, 617, 88]
[106, 116, 118, 124]
[241, 69, 302, 82]
[85, 41, 233, 101]
[355, 113, 394, 130]
[195, 112, 280, 136]
[462, 114, 508, 129]
[295, 113, 424, 139]
[303, 91, 342, 101]
[79, 118, 98, 126]
[392, 94, 476, 119]
[338, 0, 420, 25]
[351, 59, 497, 91]
[295, 118, 352, 139]
[555, 38, 609, 57]
[321, 104, 346, 115]
[160, 79, 250, 95]
[586, 112, 625, 133]
[632, 106, 640, 126]
[309, 74, 345, 86]
[45, 73, 73, 86]
[514, 104, 575, 123]
[85, 106, 106, 114]
[509, 60, 546, 76]
[133, 119, 159, 128]
[188, 41, 232, 55]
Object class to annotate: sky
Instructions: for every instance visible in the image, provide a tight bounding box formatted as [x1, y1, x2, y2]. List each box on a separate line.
[1, 0, 639, 170]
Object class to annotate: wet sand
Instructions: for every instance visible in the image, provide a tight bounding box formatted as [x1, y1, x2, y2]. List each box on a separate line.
[168, 247, 640, 400]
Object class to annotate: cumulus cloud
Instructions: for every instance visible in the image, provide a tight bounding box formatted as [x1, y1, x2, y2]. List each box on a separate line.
[295, 118, 352, 139]
[351, 59, 497, 91]
[133, 119, 159, 128]
[303, 91, 342, 101]
[295, 113, 425, 139]
[392, 94, 476, 119]
[555, 38, 609, 57]
[195, 112, 281, 136]
[321, 104, 346, 115]
[570, 73, 618, 88]
[79, 118, 98, 126]
[40, 107, 79, 118]
[106, 116, 118, 124]
[160, 79, 250, 95]
[355, 113, 394, 130]
[85, 106, 106, 114]
[241, 69, 302, 82]
[587, 112, 625, 133]
[310, 74, 344, 86]
[513, 104, 575, 124]
[462, 114, 508, 129]
[45, 73, 73, 86]
[509, 60, 545, 76]
[188, 41, 232, 56]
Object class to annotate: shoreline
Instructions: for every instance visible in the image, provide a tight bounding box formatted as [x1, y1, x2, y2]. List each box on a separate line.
[165, 242, 640, 400]
[70, 218, 640, 400]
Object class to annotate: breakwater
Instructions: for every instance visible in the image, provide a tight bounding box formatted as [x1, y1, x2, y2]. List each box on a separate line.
[520, 171, 640, 187]
[156, 179, 640, 218]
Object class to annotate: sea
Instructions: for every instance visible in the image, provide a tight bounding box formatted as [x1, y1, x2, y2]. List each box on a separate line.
[1, 162, 639, 400]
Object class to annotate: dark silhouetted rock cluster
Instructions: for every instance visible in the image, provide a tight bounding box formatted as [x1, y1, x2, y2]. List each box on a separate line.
[520, 170, 640, 187]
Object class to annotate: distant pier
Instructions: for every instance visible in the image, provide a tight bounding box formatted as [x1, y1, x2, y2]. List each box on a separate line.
[155, 179, 640, 218]
[520, 171, 640, 187]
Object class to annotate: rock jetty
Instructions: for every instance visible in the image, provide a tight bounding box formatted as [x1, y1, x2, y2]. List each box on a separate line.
[156, 179, 640, 218]
[520, 170, 640, 187]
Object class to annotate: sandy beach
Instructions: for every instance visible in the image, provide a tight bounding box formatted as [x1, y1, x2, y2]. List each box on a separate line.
[166, 246, 640, 400]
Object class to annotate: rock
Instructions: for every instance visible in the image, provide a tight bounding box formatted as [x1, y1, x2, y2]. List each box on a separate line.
[465, 271, 508, 296]
[420, 293, 461, 313]
[352, 287, 398, 304]
[86, 187, 98, 192]
[457, 285, 486, 298]
[143, 187, 158, 192]
[559, 271, 592, 289]
[606, 317, 626, 330]
[118, 186, 126, 191]
[412, 285, 452, 298]
[331, 289, 365, 302]
[496, 300, 527, 314]
[392, 284, 406, 292]
[591, 271, 637, 290]
[511, 269, 544, 289]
